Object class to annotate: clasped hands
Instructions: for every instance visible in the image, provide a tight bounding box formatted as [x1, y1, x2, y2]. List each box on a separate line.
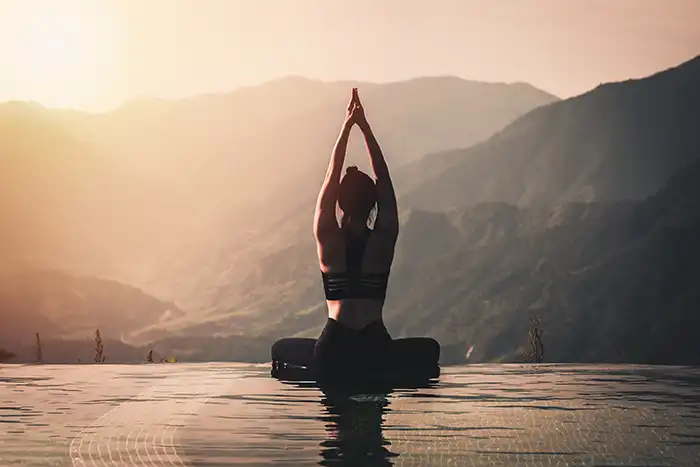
[345, 88, 369, 130]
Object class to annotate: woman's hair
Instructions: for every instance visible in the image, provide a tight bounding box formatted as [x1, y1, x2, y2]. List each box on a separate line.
[338, 166, 377, 228]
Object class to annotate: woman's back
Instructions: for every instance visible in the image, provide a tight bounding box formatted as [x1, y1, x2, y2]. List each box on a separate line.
[321, 227, 394, 329]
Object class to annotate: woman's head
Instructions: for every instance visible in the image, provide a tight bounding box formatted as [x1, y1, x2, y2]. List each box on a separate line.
[338, 166, 377, 225]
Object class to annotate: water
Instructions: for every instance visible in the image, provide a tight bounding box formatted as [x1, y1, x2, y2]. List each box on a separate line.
[1, 363, 700, 466]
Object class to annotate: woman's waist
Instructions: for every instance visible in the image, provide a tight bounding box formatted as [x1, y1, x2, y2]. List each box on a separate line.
[321, 270, 390, 301]
[326, 298, 384, 329]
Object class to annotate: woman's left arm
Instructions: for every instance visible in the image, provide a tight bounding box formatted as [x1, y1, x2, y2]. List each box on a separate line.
[314, 89, 357, 241]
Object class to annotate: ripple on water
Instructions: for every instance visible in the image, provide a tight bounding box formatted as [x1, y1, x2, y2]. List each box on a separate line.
[0, 363, 699, 466]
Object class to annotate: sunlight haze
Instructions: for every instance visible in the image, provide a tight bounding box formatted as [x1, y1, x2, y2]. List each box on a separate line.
[0, 0, 698, 111]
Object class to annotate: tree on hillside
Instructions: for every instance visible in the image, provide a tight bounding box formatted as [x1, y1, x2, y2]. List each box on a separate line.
[35, 332, 43, 363]
[94, 329, 105, 363]
[521, 316, 545, 363]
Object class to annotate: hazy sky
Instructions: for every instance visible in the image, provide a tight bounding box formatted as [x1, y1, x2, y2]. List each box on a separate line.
[0, 0, 698, 110]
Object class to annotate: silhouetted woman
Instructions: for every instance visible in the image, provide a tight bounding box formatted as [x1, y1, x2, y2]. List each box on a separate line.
[272, 89, 439, 382]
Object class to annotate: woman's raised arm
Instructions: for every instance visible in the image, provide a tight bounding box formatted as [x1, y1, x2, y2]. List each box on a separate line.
[314, 89, 357, 241]
[353, 90, 399, 239]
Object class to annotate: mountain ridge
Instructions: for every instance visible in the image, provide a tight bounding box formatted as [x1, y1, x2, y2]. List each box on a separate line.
[398, 54, 700, 210]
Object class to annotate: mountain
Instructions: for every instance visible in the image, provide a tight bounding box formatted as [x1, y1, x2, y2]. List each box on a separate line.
[0, 266, 186, 349]
[398, 55, 700, 211]
[392, 160, 700, 364]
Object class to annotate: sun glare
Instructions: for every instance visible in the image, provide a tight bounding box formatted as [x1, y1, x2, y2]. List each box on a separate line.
[26, 15, 92, 74]
[6, 3, 120, 109]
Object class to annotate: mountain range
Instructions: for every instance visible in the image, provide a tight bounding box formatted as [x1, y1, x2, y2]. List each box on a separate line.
[1, 55, 699, 364]
[1, 75, 556, 355]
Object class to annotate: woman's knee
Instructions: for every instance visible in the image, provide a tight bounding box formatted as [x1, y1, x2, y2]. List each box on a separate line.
[425, 337, 440, 361]
[271, 338, 315, 359]
[390, 337, 440, 361]
[409, 337, 440, 361]
[271, 338, 292, 354]
[271, 339, 287, 360]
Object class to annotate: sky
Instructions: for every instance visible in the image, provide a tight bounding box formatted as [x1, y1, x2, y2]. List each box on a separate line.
[0, 0, 698, 111]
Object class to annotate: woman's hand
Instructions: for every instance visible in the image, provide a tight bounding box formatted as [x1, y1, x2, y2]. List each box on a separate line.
[345, 88, 358, 126]
[349, 88, 368, 129]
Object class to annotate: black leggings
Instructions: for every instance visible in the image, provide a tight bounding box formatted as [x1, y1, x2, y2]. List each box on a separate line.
[271, 319, 440, 379]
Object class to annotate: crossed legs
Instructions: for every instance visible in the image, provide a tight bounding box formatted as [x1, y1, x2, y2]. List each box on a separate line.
[271, 336, 440, 371]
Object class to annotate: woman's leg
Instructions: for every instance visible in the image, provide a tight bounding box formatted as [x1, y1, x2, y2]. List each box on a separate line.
[271, 338, 317, 369]
[314, 319, 348, 379]
[314, 319, 391, 380]
[386, 337, 441, 369]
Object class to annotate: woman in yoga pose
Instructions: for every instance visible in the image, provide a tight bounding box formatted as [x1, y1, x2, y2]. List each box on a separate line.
[272, 88, 439, 382]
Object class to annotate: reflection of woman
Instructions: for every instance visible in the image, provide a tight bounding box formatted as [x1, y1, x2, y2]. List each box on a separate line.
[272, 88, 440, 381]
[318, 391, 397, 466]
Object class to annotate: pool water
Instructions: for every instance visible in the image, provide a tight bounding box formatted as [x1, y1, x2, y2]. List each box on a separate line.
[1, 363, 699, 466]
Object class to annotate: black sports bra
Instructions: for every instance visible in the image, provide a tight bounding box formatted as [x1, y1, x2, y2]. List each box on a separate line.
[321, 229, 390, 300]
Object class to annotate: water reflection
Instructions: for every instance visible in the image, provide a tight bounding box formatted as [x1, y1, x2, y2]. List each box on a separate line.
[274, 370, 441, 466]
[318, 390, 396, 465]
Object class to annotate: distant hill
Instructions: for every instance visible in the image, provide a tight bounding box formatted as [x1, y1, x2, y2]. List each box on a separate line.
[398, 55, 700, 211]
[388, 160, 700, 364]
[0, 266, 186, 349]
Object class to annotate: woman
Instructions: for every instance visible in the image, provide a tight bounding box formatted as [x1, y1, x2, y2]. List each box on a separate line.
[272, 89, 440, 381]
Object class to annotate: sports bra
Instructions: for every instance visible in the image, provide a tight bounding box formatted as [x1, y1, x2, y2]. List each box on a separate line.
[321, 229, 390, 300]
